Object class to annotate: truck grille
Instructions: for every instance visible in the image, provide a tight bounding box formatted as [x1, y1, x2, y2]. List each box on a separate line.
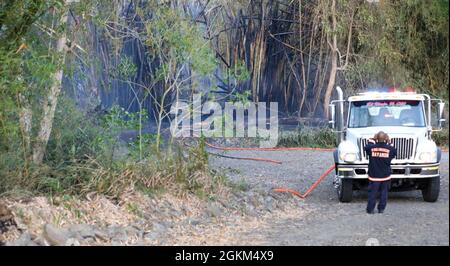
[359, 138, 415, 160]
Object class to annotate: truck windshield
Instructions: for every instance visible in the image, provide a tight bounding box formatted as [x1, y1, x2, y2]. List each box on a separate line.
[348, 100, 425, 128]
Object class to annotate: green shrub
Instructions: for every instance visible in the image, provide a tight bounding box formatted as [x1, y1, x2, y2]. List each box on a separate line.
[432, 127, 449, 148]
[44, 96, 101, 165]
[0, 94, 227, 199]
[277, 127, 336, 148]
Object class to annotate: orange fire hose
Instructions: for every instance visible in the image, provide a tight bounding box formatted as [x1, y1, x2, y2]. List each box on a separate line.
[273, 165, 336, 199]
[204, 141, 336, 199]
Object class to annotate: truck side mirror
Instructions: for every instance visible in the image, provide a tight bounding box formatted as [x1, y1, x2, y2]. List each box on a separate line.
[438, 102, 445, 128]
[329, 104, 336, 129]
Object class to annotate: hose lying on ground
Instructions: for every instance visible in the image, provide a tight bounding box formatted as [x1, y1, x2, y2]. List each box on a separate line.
[273, 165, 336, 199]
[204, 141, 334, 165]
[204, 140, 336, 199]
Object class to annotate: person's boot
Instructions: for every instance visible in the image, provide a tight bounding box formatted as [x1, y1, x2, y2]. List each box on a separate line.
[366, 209, 375, 214]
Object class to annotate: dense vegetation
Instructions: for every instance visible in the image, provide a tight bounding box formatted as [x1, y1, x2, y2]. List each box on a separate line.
[0, 0, 448, 197]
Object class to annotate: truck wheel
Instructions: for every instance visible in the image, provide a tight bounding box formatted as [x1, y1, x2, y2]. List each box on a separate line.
[422, 176, 440, 202]
[338, 178, 353, 202]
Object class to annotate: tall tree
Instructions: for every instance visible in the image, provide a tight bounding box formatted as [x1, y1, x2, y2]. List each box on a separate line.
[32, 0, 70, 164]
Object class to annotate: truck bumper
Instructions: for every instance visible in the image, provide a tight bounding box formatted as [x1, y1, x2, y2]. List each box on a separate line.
[336, 163, 440, 179]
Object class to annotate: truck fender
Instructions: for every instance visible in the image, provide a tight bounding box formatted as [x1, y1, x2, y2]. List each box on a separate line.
[333, 149, 339, 163]
[437, 147, 442, 163]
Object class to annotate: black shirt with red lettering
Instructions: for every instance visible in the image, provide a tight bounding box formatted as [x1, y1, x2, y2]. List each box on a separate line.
[364, 142, 397, 179]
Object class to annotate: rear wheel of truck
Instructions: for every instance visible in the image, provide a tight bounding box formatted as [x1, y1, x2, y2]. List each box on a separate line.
[422, 176, 440, 202]
[338, 178, 353, 202]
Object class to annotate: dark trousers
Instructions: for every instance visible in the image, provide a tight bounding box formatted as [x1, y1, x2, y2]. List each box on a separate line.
[367, 180, 391, 212]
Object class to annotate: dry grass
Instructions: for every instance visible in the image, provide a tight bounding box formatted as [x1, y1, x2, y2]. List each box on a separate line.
[1, 188, 311, 246]
[161, 204, 311, 245]
[22, 141, 226, 199]
[3, 196, 135, 236]
[0, 189, 229, 244]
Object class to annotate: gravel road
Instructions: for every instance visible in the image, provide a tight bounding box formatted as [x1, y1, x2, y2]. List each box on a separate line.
[210, 149, 449, 246]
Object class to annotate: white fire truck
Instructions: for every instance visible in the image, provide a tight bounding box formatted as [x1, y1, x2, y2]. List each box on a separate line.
[329, 87, 446, 202]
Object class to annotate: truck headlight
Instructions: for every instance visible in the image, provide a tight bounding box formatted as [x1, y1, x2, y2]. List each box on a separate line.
[340, 152, 358, 162]
[418, 151, 437, 163]
[338, 140, 359, 162]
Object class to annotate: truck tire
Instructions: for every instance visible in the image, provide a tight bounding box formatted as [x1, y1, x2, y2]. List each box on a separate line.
[422, 176, 440, 202]
[338, 178, 353, 202]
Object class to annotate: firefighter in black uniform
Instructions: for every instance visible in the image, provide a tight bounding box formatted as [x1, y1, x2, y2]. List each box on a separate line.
[364, 131, 397, 214]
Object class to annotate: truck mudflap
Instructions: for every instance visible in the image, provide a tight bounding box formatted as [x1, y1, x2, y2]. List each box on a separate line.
[336, 163, 440, 179]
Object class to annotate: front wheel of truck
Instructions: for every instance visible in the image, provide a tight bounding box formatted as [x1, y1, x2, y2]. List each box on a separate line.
[422, 176, 440, 202]
[338, 178, 353, 202]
